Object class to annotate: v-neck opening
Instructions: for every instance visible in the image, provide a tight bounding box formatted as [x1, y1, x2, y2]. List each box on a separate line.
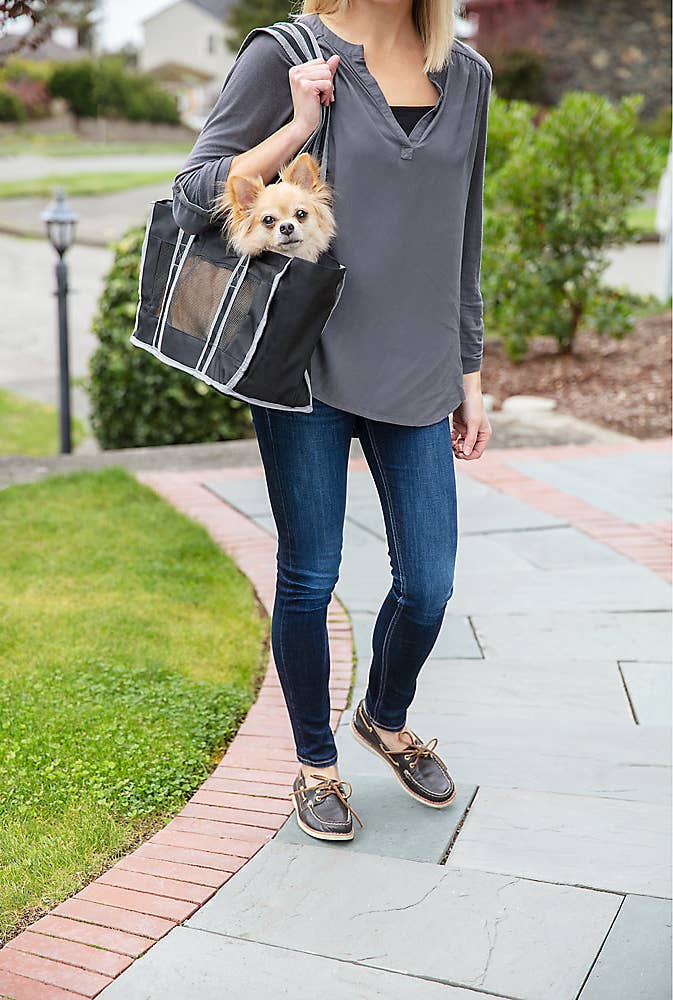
[299, 13, 448, 149]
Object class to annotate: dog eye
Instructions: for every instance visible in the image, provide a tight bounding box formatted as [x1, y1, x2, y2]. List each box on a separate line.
[262, 215, 275, 226]
[296, 209, 308, 220]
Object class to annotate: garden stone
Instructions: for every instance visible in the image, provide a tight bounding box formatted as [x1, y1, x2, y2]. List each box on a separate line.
[445, 785, 672, 897]
[450, 563, 671, 615]
[578, 895, 673, 1000]
[397, 657, 631, 723]
[186, 840, 622, 1000]
[337, 713, 671, 803]
[98, 925, 489, 1000]
[472, 610, 672, 661]
[276, 771, 476, 864]
[508, 451, 672, 524]
[620, 660, 673, 726]
[501, 395, 557, 412]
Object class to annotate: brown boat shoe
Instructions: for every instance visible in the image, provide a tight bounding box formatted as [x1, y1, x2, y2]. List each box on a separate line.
[290, 771, 364, 842]
[350, 698, 456, 808]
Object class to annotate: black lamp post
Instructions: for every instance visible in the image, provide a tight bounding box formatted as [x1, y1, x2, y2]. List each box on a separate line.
[41, 187, 78, 454]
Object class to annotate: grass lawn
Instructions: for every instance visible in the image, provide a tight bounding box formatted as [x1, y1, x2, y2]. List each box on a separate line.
[0, 171, 175, 200]
[625, 203, 656, 237]
[0, 387, 87, 455]
[0, 467, 268, 944]
[0, 131, 192, 158]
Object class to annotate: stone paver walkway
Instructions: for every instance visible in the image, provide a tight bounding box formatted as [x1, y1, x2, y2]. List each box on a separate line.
[1, 440, 670, 1000]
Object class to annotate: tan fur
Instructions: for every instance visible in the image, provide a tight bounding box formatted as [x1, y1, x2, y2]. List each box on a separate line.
[214, 152, 336, 263]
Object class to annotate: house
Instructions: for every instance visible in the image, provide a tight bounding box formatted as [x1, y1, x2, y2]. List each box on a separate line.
[139, 0, 237, 127]
[140, 2, 479, 128]
[0, 29, 87, 64]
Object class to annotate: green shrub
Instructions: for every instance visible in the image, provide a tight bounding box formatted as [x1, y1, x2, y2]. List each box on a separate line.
[86, 228, 253, 449]
[49, 61, 97, 117]
[482, 90, 662, 360]
[48, 59, 180, 124]
[121, 79, 181, 125]
[0, 86, 26, 123]
[637, 104, 672, 169]
[0, 56, 53, 85]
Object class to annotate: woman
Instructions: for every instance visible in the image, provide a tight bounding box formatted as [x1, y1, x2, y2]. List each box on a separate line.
[172, 0, 492, 842]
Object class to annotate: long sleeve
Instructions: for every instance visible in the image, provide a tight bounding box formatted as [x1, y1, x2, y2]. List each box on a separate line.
[172, 31, 296, 235]
[459, 66, 492, 375]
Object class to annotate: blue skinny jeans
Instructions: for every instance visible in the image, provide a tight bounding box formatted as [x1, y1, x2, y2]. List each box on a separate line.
[250, 397, 458, 768]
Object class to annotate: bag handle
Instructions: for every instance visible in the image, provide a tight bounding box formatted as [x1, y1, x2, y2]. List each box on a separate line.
[234, 20, 332, 181]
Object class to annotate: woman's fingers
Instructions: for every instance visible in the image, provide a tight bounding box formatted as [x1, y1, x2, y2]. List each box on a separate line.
[461, 420, 479, 457]
[299, 55, 340, 76]
[451, 415, 491, 460]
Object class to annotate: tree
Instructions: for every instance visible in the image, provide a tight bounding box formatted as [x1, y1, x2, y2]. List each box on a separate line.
[482, 90, 662, 359]
[0, 1, 99, 60]
[226, 0, 294, 53]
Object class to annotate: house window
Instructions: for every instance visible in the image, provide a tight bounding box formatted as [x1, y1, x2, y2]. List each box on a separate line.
[208, 34, 217, 54]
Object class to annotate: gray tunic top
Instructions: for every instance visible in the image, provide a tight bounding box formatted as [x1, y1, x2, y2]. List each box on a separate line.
[172, 13, 492, 426]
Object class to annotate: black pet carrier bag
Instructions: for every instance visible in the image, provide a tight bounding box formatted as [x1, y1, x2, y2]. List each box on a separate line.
[130, 20, 346, 412]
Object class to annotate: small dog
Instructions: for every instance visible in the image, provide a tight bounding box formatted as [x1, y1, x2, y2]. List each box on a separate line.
[215, 152, 336, 263]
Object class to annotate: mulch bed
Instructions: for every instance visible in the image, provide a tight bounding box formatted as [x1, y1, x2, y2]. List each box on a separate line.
[483, 310, 672, 439]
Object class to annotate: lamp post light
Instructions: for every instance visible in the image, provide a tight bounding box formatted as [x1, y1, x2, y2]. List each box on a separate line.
[41, 187, 78, 454]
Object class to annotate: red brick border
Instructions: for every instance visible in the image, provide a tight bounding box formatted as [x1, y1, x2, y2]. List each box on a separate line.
[352, 438, 671, 581]
[456, 438, 672, 583]
[0, 469, 353, 1000]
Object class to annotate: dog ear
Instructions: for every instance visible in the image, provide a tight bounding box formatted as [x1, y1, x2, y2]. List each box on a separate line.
[281, 152, 321, 191]
[225, 173, 265, 212]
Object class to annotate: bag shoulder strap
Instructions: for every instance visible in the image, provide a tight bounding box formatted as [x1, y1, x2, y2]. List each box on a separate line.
[234, 19, 331, 180]
[235, 19, 323, 66]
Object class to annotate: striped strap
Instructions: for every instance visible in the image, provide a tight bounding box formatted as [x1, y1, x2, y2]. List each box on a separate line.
[235, 20, 332, 181]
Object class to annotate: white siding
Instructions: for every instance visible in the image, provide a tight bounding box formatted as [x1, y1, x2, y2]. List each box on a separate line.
[140, 0, 236, 83]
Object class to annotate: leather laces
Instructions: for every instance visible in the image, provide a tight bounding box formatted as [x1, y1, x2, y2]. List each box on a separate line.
[398, 731, 440, 769]
[292, 774, 364, 828]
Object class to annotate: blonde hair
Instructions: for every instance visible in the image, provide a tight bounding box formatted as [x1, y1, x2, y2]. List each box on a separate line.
[295, 0, 457, 73]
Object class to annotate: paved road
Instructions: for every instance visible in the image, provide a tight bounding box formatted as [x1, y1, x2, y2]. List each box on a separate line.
[0, 234, 113, 423]
[0, 153, 186, 182]
[0, 183, 173, 246]
[604, 240, 667, 300]
[100, 442, 672, 999]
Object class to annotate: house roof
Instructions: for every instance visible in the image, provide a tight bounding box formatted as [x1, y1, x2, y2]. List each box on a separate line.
[0, 34, 85, 61]
[187, 0, 235, 19]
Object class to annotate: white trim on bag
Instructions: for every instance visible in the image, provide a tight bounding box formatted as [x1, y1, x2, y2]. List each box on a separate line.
[224, 256, 293, 392]
[128, 334, 313, 412]
[131, 202, 156, 339]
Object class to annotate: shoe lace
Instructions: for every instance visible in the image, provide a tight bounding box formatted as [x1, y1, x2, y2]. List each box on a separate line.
[399, 731, 440, 770]
[291, 774, 364, 829]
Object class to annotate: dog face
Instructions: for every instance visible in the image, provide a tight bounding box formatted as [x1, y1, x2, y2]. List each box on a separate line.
[217, 153, 336, 263]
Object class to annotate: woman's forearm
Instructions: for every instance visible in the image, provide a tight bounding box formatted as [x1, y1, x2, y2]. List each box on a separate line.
[229, 117, 316, 185]
[463, 370, 482, 395]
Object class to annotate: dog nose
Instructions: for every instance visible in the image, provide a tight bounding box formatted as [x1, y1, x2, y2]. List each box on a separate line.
[279, 222, 294, 235]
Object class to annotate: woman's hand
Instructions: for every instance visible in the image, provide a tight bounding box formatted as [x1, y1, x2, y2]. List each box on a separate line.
[451, 374, 491, 460]
[289, 54, 340, 136]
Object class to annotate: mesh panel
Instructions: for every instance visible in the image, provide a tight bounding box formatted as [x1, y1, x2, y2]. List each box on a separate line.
[149, 241, 178, 317]
[214, 271, 257, 355]
[168, 257, 236, 339]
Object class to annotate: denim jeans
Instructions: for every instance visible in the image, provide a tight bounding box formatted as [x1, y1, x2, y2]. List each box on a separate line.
[249, 397, 458, 767]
